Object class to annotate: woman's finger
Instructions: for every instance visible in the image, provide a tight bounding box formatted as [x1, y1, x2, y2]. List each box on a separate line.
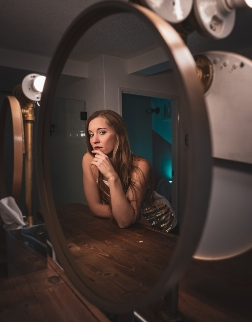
[92, 149, 105, 156]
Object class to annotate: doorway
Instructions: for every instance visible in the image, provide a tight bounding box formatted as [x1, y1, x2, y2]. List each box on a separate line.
[122, 92, 177, 211]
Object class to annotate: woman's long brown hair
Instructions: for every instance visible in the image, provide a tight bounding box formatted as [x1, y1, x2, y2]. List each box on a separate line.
[85, 110, 153, 208]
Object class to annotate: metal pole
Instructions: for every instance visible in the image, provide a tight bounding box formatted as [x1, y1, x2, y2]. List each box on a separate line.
[22, 102, 35, 225]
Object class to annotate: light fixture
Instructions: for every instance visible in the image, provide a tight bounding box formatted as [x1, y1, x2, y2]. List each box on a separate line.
[11, 73, 46, 222]
[134, 0, 252, 39]
[226, 0, 252, 9]
[22, 74, 46, 101]
[192, 0, 252, 39]
[134, 0, 193, 24]
[146, 107, 160, 114]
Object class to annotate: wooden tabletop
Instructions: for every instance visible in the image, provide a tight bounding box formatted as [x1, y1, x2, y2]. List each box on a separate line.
[55, 203, 252, 322]
[35, 203, 252, 322]
[0, 254, 111, 322]
[56, 203, 178, 302]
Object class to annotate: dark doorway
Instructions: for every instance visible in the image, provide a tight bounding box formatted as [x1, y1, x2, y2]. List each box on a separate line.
[122, 92, 174, 203]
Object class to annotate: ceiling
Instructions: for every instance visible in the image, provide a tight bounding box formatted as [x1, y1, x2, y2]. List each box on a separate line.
[1, 1, 252, 63]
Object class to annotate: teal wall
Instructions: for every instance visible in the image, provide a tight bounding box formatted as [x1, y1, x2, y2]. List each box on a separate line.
[122, 93, 173, 188]
[122, 93, 152, 164]
[151, 97, 172, 144]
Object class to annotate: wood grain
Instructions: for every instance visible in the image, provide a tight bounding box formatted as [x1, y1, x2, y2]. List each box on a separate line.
[56, 203, 178, 302]
[0, 255, 111, 322]
[38, 203, 252, 321]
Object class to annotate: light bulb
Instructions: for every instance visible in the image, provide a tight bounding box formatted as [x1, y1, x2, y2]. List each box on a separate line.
[245, 0, 252, 7]
[33, 75, 46, 93]
[22, 74, 46, 101]
[226, 0, 252, 9]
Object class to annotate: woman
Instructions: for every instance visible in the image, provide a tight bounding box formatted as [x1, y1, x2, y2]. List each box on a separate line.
[82, 110, 176, 232]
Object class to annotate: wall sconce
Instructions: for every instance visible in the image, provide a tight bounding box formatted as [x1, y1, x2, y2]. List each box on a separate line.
[134, 0, 252, 39]
[12, 73, 45, 223]
[135, 0, 193, 23]
[22, 74, 46, 102]
[192, 0, 252, 39]
[0, 73, 46, 223]
[146, 107, 160, 114]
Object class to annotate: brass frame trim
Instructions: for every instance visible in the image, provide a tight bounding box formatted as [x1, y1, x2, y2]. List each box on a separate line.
[0, 96, 24, 202]
[194, 54, 214, 93]
[37, 0, 212, 313]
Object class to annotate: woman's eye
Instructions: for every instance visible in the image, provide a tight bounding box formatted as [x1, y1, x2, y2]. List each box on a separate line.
[99, 131, 106, 135]
[89, 133, 94, 137]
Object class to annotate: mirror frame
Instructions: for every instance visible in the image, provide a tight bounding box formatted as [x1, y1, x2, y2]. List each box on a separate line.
[37, 0, 212, 313]
[0, 96, 23, 201]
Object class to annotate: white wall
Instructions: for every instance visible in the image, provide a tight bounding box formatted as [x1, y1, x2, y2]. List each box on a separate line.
[49, 51, 179, 206]
[103, 54, 178, 114]
[0, 47, 182, 220]
[0, 48, 88, 77]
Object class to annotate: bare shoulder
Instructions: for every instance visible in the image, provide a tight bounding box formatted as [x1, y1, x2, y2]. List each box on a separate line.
[82, 152, 98, 180]
[82, 152, 94, 165]
[133, 156, 151, 175]
[134, 156, 150, 168]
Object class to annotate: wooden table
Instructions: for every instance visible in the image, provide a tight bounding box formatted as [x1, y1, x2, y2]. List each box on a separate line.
[56, 203, 178, 302]
[0, 255, 111, 322]
[38, 203, 252, 322]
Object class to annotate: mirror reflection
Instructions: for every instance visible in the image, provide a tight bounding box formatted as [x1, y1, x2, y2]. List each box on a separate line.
[49, 12, 181, 301]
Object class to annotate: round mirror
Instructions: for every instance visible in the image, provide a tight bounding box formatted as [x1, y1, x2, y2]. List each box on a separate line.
[0, 96, 24, 202]
[37, 0, 212, 314]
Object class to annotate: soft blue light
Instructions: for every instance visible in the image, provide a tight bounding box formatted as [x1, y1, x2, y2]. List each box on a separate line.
[161, 157, 173, 180]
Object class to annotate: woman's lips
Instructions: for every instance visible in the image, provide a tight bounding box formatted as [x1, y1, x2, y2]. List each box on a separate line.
[94, 147, 101, 150]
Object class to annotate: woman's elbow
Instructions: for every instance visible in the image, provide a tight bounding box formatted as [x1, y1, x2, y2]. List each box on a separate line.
[117, 211, 138, 228]
[117, 217, 135, 229]
[118, 222, 131, 229]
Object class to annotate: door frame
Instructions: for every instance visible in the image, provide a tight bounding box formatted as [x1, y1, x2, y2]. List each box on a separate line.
[120, 87, 180, 217]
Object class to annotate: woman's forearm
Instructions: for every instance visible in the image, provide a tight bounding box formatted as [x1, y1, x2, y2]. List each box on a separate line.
[108, 175, 136, 228]
[86, 197, 111, 219]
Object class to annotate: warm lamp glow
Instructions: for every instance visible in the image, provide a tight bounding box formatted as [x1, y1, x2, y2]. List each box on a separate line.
[226, 0, 252, 8]
[22, 74, 46, 101]
[245, 0, 252, 7]
[32, 75, 46, 93]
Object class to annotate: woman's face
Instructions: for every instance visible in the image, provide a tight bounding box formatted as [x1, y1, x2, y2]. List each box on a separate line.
[88, 116, 118, 156]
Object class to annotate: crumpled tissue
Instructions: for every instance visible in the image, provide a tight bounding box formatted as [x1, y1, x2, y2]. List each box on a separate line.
[0, 196, 27, 230]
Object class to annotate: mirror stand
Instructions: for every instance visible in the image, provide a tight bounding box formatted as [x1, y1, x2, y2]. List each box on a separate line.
[160, 284, 186, 322]
[117, 314, 135, 322]
[131, 284, 186, 322]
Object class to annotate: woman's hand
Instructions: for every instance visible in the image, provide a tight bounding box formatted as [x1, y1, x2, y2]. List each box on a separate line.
[91, 150, 117, 180]
[83, 151, 151, 228]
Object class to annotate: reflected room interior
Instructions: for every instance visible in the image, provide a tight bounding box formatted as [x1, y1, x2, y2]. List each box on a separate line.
[48, 12, 182, 304]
